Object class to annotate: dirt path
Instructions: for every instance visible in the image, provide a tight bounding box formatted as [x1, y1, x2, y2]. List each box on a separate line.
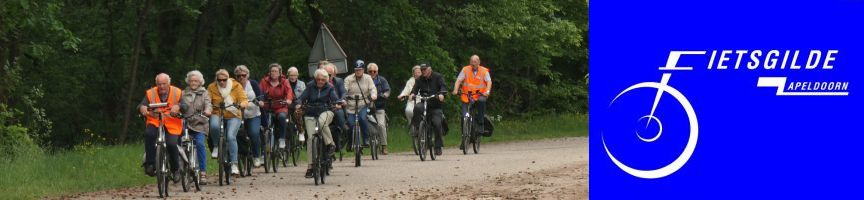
[64, 137, 587, 200]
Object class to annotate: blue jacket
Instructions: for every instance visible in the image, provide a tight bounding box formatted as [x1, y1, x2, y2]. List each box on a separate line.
[298, 81, 340, 117]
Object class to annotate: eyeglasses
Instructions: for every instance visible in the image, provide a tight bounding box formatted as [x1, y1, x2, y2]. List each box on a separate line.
[237, 74, 248, 78]
[217, 79, 228, 82]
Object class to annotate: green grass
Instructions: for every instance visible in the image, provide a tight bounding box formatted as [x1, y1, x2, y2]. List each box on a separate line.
[0, 114, 586, 199]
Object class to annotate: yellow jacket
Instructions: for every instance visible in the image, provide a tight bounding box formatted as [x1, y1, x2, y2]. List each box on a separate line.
[207, 78, 249, 119]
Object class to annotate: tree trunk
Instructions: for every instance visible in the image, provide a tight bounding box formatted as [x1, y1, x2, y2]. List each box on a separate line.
[263, 0, 286, 34]
[119, 0, 153, 143]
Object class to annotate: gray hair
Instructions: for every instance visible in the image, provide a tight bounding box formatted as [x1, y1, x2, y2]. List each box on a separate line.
[234, 65, 250, 75]
[268, 63, 282, 73]
[314, 69, 330, 79]
[412, 65, 421, 72]
[367, 63, 379, 71]
[185, 70, 205, 85]
[287, 66, 299, 75]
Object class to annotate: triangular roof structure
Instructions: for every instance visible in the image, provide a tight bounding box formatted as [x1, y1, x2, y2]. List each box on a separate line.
[307, 23, 348, 78]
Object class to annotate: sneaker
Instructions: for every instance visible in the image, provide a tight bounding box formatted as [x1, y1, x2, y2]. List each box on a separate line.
[254, 157, 263, 167]
[279, 139, 286, 149]
[298, 133, 306, 142]
[199, 172, 209, 185]
[231, 164, 240, 175]
[305, 168, 314, 178]
[381, 145, 389, 155]
[459, 143, 465, 150]
[211, 148, 218, 159]
[144, 164, 156, 177]
[326, 144, 336, 156]
[435, 148, 442, 156]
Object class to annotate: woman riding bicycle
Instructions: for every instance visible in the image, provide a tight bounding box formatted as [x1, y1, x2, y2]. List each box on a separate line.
[295, 69, 341, 178]
[207, 69, 249, 176]
[235, 65, 264, 168]
[180, 70, 212, 184]
[259, 63, 294, 151]
[398, 65, 422, 134]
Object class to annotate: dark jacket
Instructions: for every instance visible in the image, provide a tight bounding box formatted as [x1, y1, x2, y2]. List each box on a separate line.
[298, 81, 340, 117]
[329, 77, 347, 99]
[372, 75, 390, 110]
[411, 72, 448, 109]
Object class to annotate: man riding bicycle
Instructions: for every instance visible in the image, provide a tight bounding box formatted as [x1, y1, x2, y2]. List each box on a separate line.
[296, 69, 341, 178]
[139, 73, 184, 180]
[344, 60, 377, 148]
[452, 55, 492, 134]
[410, 64, 448, 156]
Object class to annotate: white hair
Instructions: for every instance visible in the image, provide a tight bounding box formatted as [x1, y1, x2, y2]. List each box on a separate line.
[155, 73, 171, 82]
[368, 63, 379, 71]
[314, 69, 330, 79]
[287, 66, 299, 75]
[185, 70, 205, 85]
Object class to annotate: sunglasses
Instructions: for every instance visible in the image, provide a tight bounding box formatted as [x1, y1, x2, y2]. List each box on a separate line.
[217, 79, 228, 82]
[369, 70, 378, 73]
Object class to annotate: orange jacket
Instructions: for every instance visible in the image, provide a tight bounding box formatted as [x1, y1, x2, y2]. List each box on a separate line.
[460, 65, 491, 103]
[145, 86, 184, 135]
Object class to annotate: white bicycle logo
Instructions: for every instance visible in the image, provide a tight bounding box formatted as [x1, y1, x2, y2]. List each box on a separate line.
[602, 73, 699, 179]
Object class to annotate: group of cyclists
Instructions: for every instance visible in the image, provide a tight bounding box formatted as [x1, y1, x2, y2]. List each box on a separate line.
[138, 54, 493, 188]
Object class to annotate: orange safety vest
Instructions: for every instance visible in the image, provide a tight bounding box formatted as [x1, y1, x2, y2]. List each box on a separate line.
[460, 65, 490, 103]
[145, 86, 184, 135]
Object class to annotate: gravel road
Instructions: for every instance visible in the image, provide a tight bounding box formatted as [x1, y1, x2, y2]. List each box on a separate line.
[63, 137, 587, 200]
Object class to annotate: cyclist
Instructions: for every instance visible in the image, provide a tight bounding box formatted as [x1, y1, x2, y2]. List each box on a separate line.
[398, 65, 422, 126]
[452, 55, 492, 136]
[180, 70, 212, 184]
[322, 63, 349, 134]
[138, 73, 183, 181]
[235, 65, 264, 168]
[287, 66, 306, 137]
[207, 69, 249, 176]
[259, 63, 294, 151]
[344, 60, 377, 147]
[367, 63, 391, 154]
[296, 69, 341, 178]
[409, 64, 448, 156]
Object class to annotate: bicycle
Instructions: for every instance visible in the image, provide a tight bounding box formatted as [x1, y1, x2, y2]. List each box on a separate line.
[301, 103, 336, 185]
[260, 97, 290, 173]
[459, 91, 482, 154]
[213, 103, 242, 186]
[145, 102, 173, 198]
[412, 92, 444, 161]
[345, 94, 372, 166]
[179, 113, 207, 192]
[285, 110, 303, 167]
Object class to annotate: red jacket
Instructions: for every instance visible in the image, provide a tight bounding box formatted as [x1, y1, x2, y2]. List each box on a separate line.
[259, 75, 294, 113]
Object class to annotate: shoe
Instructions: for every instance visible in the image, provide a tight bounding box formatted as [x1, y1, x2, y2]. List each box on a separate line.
[305, 168, 314, 178]
[144, 164, 156, 177]
[363, 141, 370, 148]
[298, 133, 306, 142]
[381, 145, 388, 155]
[326, 144, 336, 156]
[254, 157, 263, 167]
[279, 139, 286, 149]
[459, 143, 465, 150]
[435, 148, 442, 156]
[211, 148, 218, 159]
[199, 172, 209, 185]
[231, 164, 240, 175]
[171, 169, 182, 183]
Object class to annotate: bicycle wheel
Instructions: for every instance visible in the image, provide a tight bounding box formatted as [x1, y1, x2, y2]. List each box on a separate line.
[353, 125, 362, 167]
[290, 139, 300, 167]
[418, 122, 427, 161]
[428, 125, 436, 161]
[473, 125, 480, 154]
[312, 136, 321, 185]
[370, 128, 379, 160]
[180, 159, 189, 192]
[461, 118, 470, 155]
[410, 125, 419, 156]
[262, 129, 271, 174]
[319, 137, 327, 184]
[155, 145, 167, 198]
[189, 145, 200, 191]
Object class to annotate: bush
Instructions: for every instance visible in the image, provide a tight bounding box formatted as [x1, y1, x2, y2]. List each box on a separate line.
[0, 104, 40, 161]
